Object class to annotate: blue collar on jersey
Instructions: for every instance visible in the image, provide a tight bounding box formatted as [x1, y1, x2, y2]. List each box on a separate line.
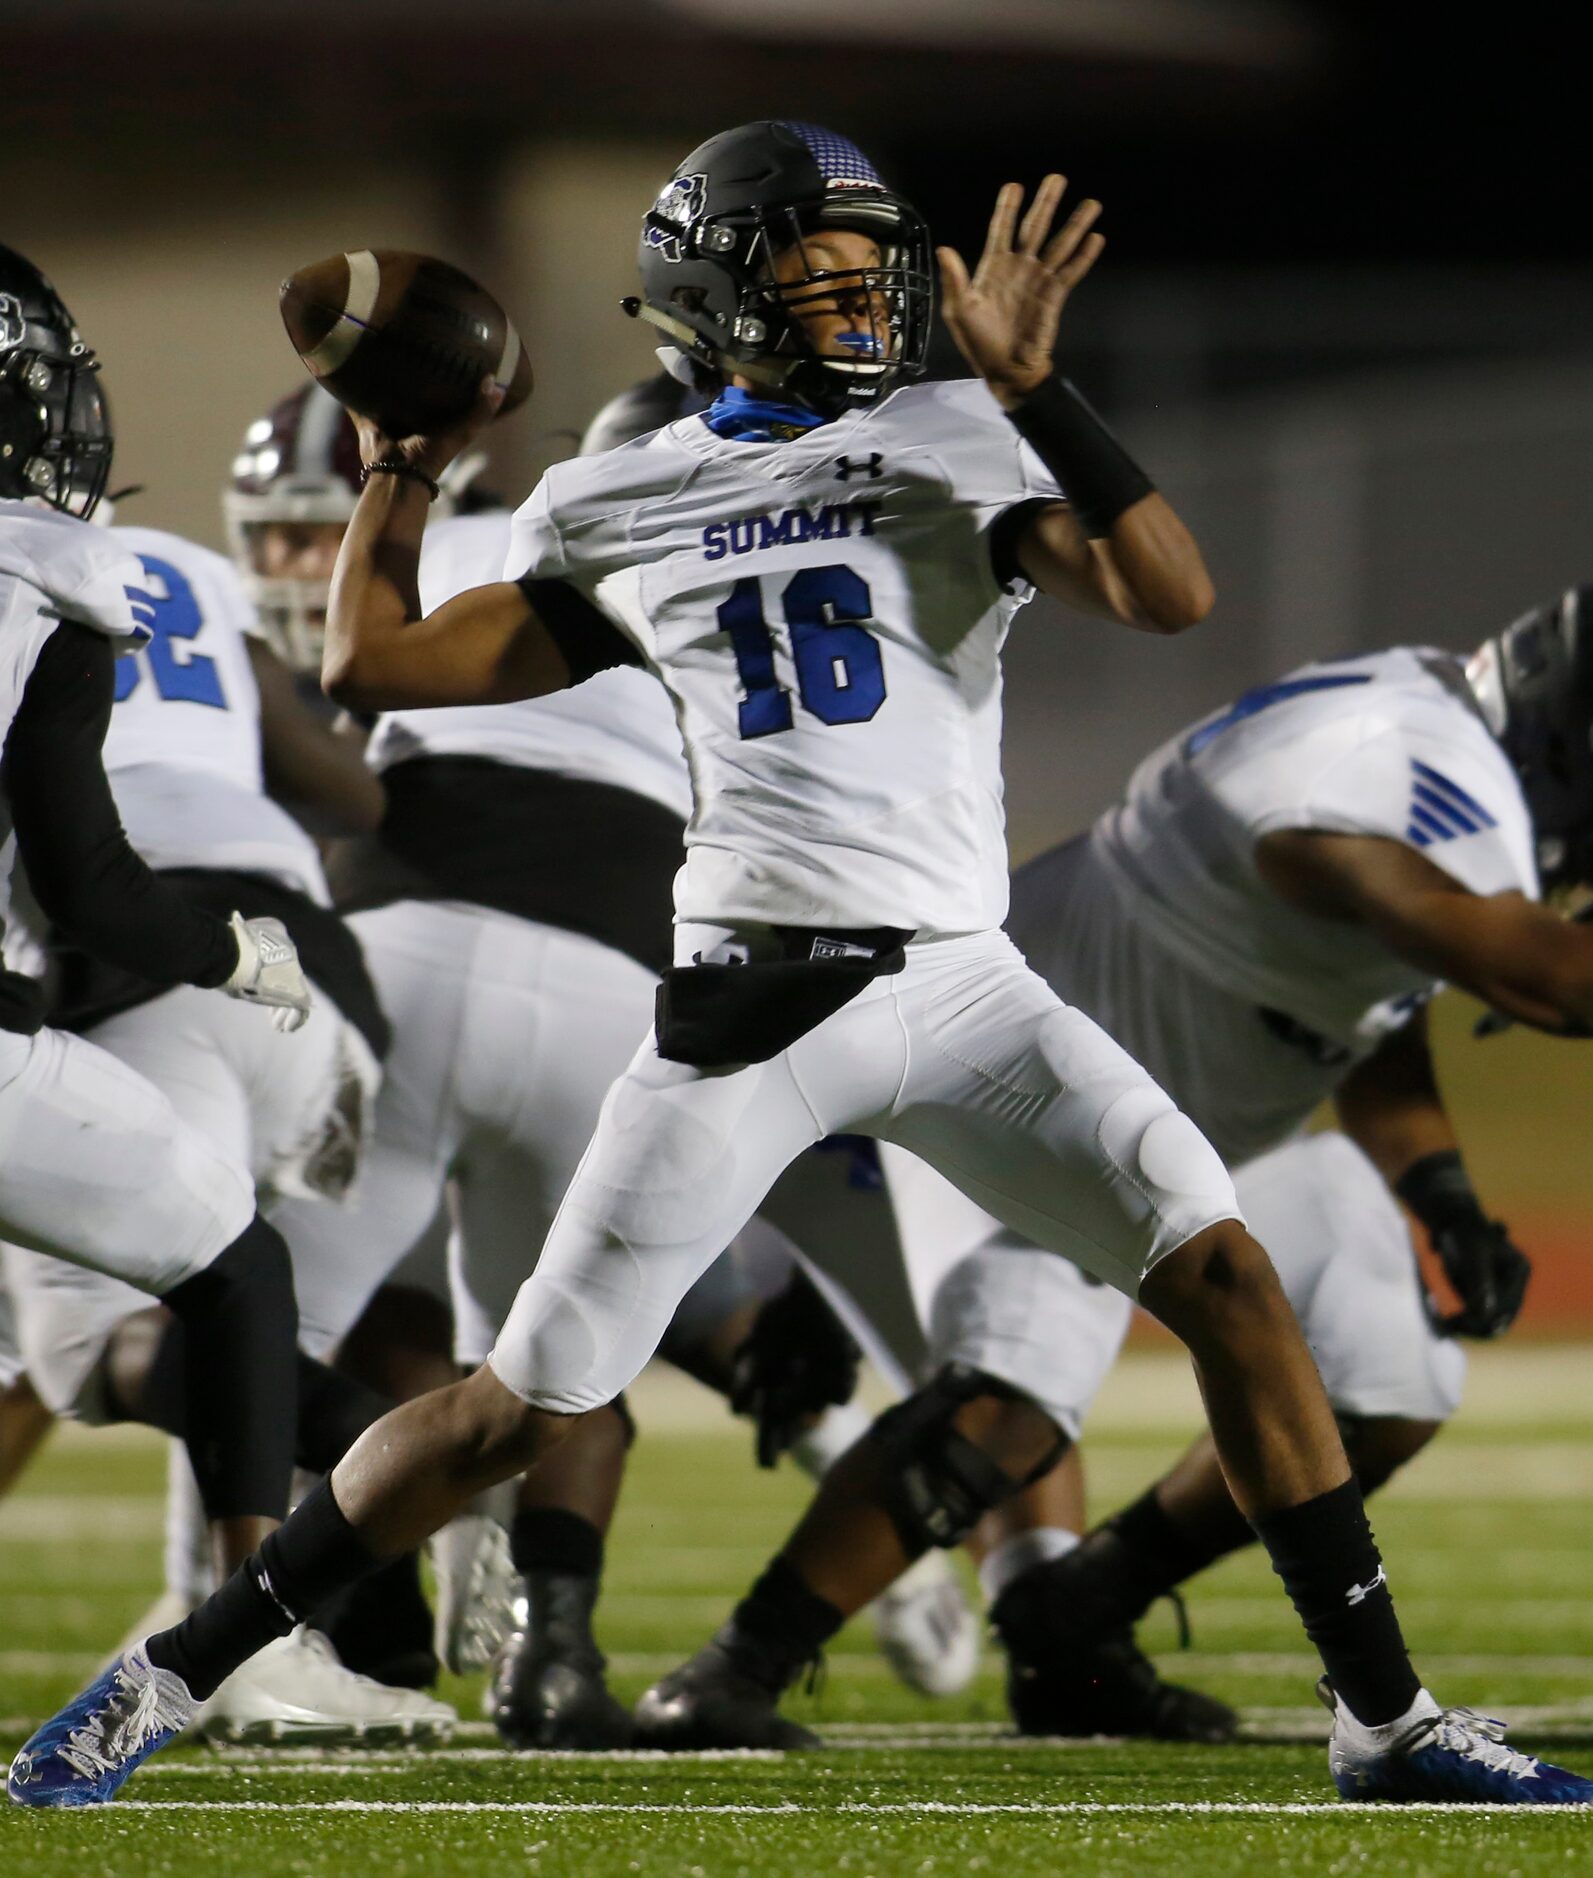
[702, 386, 830, 443]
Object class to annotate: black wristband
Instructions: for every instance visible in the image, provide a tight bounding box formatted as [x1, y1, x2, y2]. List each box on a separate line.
[1394, 1149, 1484, 1234]
[362, 457, 440, 501]
[1005, 374, 1155, 538]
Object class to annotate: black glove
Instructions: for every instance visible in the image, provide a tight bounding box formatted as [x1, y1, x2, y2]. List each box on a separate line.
[729, 1269, 861, 1468]
[1396, 1150, 1532, 1339]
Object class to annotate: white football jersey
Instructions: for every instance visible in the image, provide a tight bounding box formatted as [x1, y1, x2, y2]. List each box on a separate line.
[0, 502, 147, 937]
[1082, 646, 1537, 1052]
[508, 379, 1062, 934]
[366, 510, 691, 821]
[104, 526, 325, 897]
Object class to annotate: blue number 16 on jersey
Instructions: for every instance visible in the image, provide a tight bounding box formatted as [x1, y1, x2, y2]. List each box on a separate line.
[719, 562, 886, 739]
[114, 555, 227, 709]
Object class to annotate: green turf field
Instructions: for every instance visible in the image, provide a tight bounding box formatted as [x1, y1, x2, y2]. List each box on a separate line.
[3, 1346, 1591, 1875]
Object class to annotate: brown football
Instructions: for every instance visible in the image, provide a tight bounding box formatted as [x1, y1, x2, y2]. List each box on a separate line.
[279, 249, 533, 438]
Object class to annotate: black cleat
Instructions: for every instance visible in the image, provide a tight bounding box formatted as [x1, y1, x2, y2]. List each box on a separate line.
[488, 1571, 633, 1751]
[991, 1556, 1238, 1744]
[632, 1632, 821, 1751]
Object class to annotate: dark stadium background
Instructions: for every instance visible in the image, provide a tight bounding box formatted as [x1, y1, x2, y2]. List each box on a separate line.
[5, 0, 1589, 1322]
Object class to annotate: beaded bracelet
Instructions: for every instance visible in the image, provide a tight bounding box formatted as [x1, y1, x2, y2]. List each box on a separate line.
[362, 457, 440, 501]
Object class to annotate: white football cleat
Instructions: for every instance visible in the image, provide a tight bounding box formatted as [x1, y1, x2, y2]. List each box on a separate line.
[431, 1510, 518, 1677]
[870, 1551, 981, 1697]
[198, 1627, 455, 1746]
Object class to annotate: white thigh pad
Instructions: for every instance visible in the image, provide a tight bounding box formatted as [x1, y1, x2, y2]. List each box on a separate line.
[925, 1235, 1133, 1441]
[887, 936, 1242, 1298]
[0, 1026, 253, 1293]
[1235, 1132, 1464, 1422]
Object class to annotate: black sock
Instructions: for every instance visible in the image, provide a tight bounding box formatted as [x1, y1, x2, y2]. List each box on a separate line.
[1099, 1487, 1252, 1614]
[510, 1508, 604, 1579]
[722, 1557, 845, 1694]
[1252, 1478, 1421, 1727]
[145, 1479, 381, 1701]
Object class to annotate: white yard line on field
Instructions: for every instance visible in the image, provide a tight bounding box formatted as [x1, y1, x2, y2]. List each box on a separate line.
[109, 1798, 1593, 1816]
[125, 1704, 1593, 1770]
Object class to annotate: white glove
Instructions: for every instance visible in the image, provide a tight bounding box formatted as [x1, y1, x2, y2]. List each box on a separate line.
[224, 912, 312, 1033]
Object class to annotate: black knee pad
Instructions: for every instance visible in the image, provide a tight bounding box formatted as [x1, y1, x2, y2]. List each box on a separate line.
[162, 1215, 299, 1521]
[869, 1363, 1064, 1554]
[165, 1215, 298, 1348]
[295, 1353, 391, 1475]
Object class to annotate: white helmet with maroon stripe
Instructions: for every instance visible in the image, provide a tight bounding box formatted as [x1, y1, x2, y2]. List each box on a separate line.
[224, 382, 481, 671]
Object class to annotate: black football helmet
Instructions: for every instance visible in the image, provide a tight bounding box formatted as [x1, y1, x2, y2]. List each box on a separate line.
[0, 245, 112, 520]
[626, 121, 932, 418]
[1468, 585, 1593, 891]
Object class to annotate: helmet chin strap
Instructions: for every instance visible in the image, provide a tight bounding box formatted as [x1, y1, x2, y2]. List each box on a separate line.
[624, 297, 800, 397]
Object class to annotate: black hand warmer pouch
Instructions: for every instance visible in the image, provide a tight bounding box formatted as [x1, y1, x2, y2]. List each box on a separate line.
[0, 967, 46, 1036]
[655, 928, 913, 1070]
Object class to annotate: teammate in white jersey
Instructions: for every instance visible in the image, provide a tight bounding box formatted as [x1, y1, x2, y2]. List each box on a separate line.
[0, 246, 333, 1801]
[25, 127, 1590, 1809]
[708, 635, 1549, 1741]
[951, 610, 1593, 1731]
[0, 492, 453, 1745]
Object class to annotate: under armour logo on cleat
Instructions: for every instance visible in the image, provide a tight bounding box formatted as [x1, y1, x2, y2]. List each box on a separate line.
[835, 453, 883, 481]
[1345, 1564, 1387, 1607]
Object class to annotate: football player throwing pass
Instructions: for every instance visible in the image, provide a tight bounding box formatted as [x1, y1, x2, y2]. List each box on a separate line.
[16, 126, 1591, 1808]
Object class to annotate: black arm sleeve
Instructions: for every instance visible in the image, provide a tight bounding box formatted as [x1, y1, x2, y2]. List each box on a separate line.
[517, 575, 644, 683]
[3, 621, 238, 989]
[988, 497, 1060, 590]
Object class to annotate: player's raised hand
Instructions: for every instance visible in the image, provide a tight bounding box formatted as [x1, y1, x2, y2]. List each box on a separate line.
[938, 176, 1104, 408]
[351, 376, 505, 485]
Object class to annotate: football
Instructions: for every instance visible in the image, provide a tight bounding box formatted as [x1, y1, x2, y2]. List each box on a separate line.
[279, 249, 533, 439]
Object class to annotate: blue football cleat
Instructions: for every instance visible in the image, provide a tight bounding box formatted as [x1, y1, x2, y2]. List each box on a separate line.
[8, 1645, 194, 1808]
[1320, 1678, 1593, 1805]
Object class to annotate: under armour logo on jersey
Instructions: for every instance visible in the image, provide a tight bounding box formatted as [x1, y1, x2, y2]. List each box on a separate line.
[1407, 760, 1498, 847]
[1345, 1564, 1387, 1607]
[835, 452, 883, 482]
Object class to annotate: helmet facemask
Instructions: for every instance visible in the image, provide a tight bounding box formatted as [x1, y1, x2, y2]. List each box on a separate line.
[720, 201, 933, 416]
[0, 331, 113, 520]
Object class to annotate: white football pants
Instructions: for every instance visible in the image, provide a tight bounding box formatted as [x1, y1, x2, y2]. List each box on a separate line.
[490, 927, 1240, 1414]
[881, 1127, 1463, 1438]
[279, 901, 660, 1363]
[2, 982, 356, 1419]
